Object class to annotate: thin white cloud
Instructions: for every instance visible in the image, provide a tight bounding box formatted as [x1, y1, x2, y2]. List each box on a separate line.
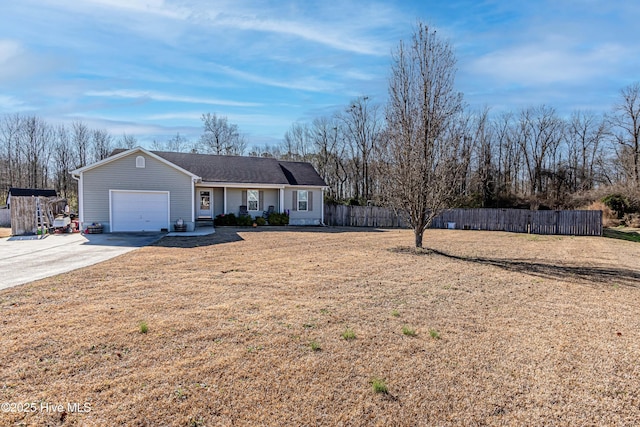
[60, 114, 198, 136]
[0, 39, 58, 83]
[212, 14, 385, 56]
[0, 95, 31, 113]
[342, 70, 378, 81]
[470, 41, 629, 86]
[46, 0, 189, 20]
[145, 112, 203, 121]
[85, 89, 262, 107]
[210, 64, 341, 93]
[0, 39, 22, 63]
[40, 0, 391, 56]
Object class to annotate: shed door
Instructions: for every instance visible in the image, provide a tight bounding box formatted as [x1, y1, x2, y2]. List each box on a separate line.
[111, 190, 169, 232]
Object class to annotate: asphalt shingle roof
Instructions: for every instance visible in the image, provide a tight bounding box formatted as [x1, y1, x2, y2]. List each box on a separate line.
[279, 161, 328, 186]
[8, 188, 57, 197]
[111, 149, 326, 186]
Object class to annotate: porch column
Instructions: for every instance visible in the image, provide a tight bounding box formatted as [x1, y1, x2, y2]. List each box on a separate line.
[279, 188, 285, 213]
[191, 179, 196, 223]
[321, 188, 325, 225]
[223, 187, 227, 214]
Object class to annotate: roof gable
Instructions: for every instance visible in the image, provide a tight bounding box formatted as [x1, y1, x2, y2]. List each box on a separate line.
[71, 147, 200, 179]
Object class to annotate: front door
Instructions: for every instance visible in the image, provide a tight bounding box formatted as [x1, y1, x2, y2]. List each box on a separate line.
[198, 190, 212, 218]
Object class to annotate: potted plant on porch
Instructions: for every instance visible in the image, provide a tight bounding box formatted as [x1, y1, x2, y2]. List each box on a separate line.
[173, 218, 187, 232]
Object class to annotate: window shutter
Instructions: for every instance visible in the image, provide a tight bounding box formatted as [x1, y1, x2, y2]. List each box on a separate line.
[308, 191, 313, 211]
[292, 191, 297, 211]
[259, 191, 264, 210]
[242, 190, 247, 205]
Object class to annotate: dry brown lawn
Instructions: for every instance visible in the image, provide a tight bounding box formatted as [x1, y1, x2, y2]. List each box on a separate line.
[2, 227, 640, 426]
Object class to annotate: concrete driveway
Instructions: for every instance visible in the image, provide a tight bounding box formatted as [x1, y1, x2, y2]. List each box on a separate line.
[0, 232, 164, 290]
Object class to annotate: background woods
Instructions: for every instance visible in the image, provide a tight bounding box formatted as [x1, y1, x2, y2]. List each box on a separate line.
[1, 82, 638, 214]
[1, 24, 639, 224]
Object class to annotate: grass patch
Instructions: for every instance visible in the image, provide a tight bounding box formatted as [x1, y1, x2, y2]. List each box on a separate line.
[371, 378, 388, 394]
[341, 328, 356, 341]
[139, 321, 148, 334]
[391, 309, 400, 317]
[402, 326, 417, 337]
[429, 328, 441, 340]
[309, 340, 321, 352]
[604, 228, 640, 243]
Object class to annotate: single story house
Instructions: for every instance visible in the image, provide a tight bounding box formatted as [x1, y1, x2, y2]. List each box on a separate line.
[70, 147, 328, 232]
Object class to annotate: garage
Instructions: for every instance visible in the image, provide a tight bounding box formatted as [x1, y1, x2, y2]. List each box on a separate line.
[110, 190, 170, 232]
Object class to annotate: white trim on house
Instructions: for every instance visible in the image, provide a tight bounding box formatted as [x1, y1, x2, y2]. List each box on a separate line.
[247, 189, 259, 212]
[223, 187, 227, 214]
[71, 147, 201, 180]
[279, 188, 284, 213]
[191, 178, 196, 224]
[321, 188, 325, 225]
[199, 181, 287, 189]
[297, 190, 309, 211]
[196, 188, 214, 218]
[76, 172, 84, 226]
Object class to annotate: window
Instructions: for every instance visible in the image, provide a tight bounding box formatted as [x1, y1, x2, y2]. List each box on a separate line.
[247, 190, 259, 211]
[200, 191, 210, 210]
[136, 156, 145, 168]
[297, 190, 308, 211]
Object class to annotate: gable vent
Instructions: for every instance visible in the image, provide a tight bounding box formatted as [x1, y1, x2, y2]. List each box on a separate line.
[136, 156, 145, 168]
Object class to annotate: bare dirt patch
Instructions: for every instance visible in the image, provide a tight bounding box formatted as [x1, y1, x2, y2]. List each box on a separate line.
[2, 228, 640, 426]
[0, 227, 11, 238]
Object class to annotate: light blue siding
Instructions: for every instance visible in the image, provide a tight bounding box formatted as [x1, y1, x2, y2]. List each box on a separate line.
[82, 152, 193, 232]
[284, 188, 323, 225]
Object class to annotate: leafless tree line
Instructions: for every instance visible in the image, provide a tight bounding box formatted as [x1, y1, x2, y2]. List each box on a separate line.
[0, 116, 136, 203]
[0, 112, 249, 204]
[1, 88, 638, 216]
[252, 84, 639, 211]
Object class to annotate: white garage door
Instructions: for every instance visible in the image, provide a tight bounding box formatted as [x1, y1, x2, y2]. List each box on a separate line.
[110, 190, 169, 232]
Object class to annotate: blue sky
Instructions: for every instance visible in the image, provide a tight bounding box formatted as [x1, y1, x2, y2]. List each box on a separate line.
[1, 0, 639, 148]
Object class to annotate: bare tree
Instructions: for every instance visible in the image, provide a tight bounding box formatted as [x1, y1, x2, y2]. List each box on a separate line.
[514, 105, 564, 197]
[152, 132, 192, 152]
[200, 113, 246, 155]
[72, 121, 90, 168]
[91, 129, 113, 162]
[610, 82, 640, 184]
[19, 116, 52, 188]
[119, 133, 138, 149]
[52, 124, 75, 199]
[282, 122, 312, 161]
[470, 107, 495, 206]
[0, 114, 24, 193]
[310, 116, 347, 199]
[382, 22, 464, 248]
[341, 96, 382, 201]
[565, 111, 608, 192]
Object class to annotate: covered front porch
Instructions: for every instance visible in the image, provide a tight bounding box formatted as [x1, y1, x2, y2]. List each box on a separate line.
[195, 184, 285, 220]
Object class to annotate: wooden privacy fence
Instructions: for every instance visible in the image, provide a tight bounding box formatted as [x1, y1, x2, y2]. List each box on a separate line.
[324, 204, 408, 228]
[431, 208, 602, 236]
[323, 205, 602, 236]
